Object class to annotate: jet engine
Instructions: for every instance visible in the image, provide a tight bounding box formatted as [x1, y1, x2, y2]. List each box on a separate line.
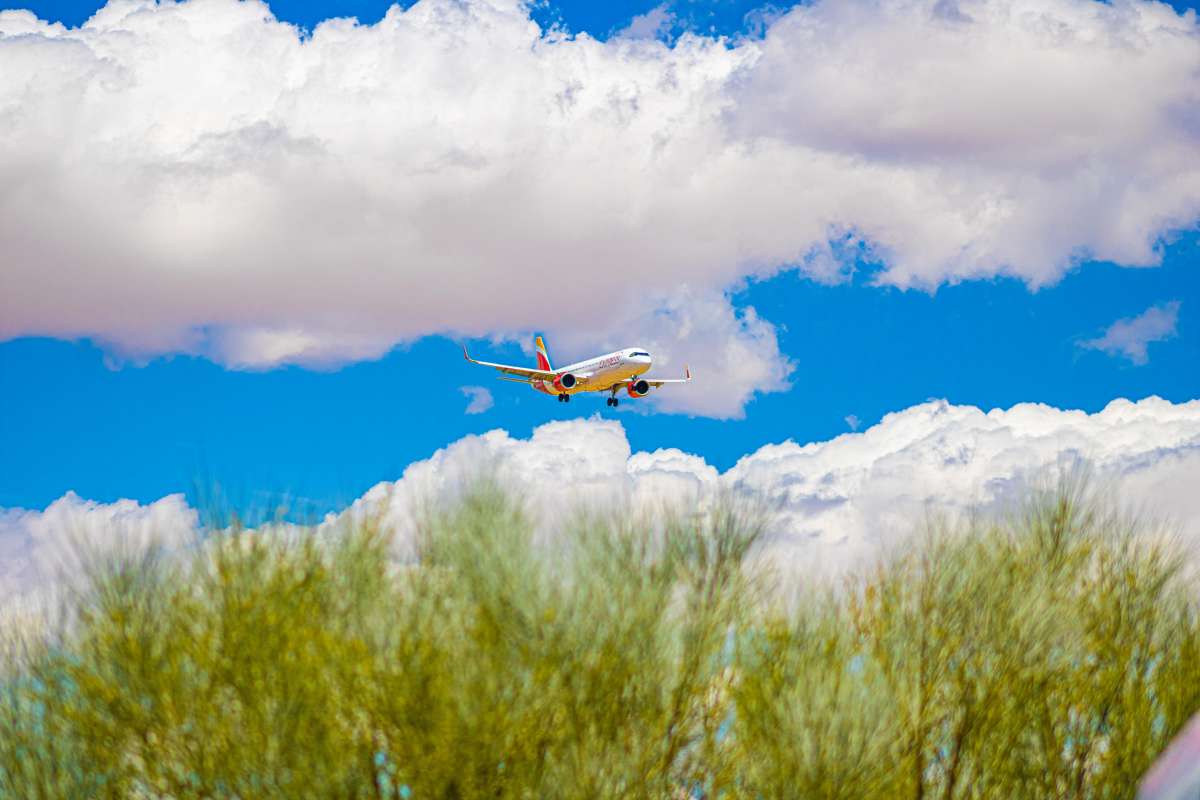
[626, 379, 651, 398]
[556, 373, 577, 390]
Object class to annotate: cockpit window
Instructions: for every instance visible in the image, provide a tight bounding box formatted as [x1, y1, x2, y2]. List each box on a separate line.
[630, 351, 650, 357]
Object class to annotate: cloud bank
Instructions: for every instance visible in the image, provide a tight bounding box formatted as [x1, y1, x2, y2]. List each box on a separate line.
[4, 395, 1198, 614]
[0, 493, 198, 623]
[2, 0, 1200, 415]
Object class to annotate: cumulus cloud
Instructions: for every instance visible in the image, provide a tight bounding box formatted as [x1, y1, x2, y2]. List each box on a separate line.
[0, 492, 198, 624]
[460, 385, 495, 414]
[724, 396, 1200, 574]
[616, 4, 674, 40]
[1080, 300, 1182, 365]
[2, 0, 1200, 414]
[5, 396, 1197, 614]
[340, 395, 1200, 577]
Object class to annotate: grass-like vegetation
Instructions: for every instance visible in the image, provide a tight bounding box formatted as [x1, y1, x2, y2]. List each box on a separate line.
[1, 479, 1197, 798]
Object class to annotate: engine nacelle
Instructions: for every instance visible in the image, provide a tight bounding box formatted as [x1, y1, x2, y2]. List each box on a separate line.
[626, 379, 651, 398]
[555, 373, 577, 390]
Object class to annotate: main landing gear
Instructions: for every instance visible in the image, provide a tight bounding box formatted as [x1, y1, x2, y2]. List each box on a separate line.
[606, 397, 620, 407]
[557, 393, 570, 403]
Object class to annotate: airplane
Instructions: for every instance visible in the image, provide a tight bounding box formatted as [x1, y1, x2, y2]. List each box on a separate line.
[463, 336, 691, 407]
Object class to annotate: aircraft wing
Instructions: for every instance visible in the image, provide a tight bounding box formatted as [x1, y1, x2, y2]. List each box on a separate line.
[463, 346, 557, 381]
[637, 365, 692, 388]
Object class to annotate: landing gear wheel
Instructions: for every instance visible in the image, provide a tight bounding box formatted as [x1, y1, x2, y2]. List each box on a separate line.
[612, 398, 619, 407]
[559, 393, 570, 403]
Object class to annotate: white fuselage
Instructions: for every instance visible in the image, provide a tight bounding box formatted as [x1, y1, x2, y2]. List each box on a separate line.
[533, 348, 652, 395]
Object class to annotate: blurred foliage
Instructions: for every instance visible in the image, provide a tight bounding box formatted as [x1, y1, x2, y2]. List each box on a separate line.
[1, 479, 1197, 799]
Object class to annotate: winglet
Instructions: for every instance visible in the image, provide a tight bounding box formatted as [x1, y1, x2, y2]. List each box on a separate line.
[462, 344, 473, 362]
[685, 364, 691, 380]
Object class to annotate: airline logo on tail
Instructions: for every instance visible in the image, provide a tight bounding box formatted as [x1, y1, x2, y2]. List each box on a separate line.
[535, 336, 552, 371]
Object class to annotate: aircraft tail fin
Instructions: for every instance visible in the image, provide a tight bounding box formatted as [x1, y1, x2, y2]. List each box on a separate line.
[535, 336, 553, 371]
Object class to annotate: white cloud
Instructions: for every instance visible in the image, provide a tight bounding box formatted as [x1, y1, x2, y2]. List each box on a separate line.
[724, 396, 1200, 575]
[845, 414, 861, 431]
[2, 0, 1199, 415]
[1080, 300, 1182, 365]
[616, 4, 675, 40]
[0, 492, 198, 625]
[6, 395, 1197, 616]
[735, 0, 1200, 288]
[347, 395, 1200, 577]
[460, 385, 495, 414]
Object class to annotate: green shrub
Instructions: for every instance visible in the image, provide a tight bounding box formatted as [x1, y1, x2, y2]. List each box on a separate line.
[0, 479, 1196, 799]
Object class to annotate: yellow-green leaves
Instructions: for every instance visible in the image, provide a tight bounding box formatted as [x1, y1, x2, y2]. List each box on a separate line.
[0, 481, 1195, 799]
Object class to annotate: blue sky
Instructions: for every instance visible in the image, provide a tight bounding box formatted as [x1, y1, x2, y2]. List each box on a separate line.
[4, 239, 1196, 516]
[11, 0, 776, 34]
[14, 0, 1199, 37]
[1, 0, 1198, 518]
